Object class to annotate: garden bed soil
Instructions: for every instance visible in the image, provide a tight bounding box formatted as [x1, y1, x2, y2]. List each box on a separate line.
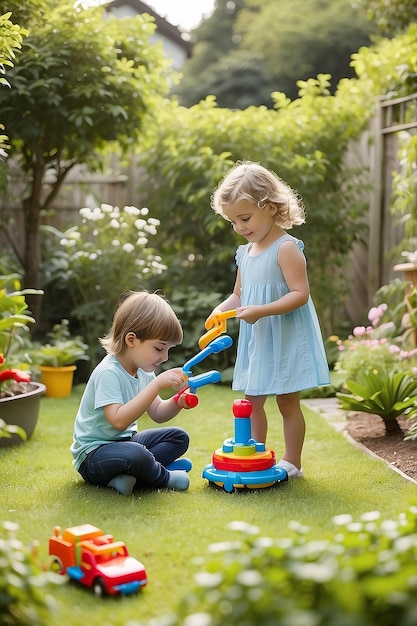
[346, 413, 417, 482]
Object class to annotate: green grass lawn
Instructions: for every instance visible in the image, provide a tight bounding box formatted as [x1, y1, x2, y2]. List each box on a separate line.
[1, 384, 416, 626]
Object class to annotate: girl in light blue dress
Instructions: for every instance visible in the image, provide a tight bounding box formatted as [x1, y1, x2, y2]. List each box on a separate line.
[208, 161, 330, 477]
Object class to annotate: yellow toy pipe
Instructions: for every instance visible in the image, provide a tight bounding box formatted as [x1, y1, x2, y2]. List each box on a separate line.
[198, 309, 236, 349]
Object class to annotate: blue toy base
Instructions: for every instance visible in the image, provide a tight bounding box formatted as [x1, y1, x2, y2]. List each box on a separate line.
[202, 464, 288, 493]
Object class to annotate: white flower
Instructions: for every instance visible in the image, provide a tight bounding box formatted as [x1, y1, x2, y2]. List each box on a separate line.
[124, 205, 140, 215]
[67, 231, 81, 241]
[100, 203, 114, 213]
[332, 513, 353, 526]
[184, 614, 212, 626]
[194, 571, 223, 587]
[360, 511, 380, 522]
[228, 520, 260, 534]
[85, 208, 104, 221]
[79, 207, 92, 218]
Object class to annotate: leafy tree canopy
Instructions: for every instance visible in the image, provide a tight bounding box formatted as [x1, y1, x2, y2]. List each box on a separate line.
[0, 9, 28, 190]
[359, 0, 417, 35]
[1, 0, 170, 172]
[176, 0, 375, 107]
[0, 0, 171, 320]
[236, 0, 375, 97]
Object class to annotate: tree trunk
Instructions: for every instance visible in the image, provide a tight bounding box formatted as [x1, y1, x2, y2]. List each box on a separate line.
[384, 417, 404, 436]
[22, 158, 44, 323]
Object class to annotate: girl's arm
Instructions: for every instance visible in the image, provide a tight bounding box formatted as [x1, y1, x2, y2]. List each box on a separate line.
[103, 368, 186, 430]
[236, 241, 310, 324]
[207, 270, 242, 319]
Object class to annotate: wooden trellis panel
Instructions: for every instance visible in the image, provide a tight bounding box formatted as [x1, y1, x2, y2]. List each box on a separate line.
[368, 93, 417, 297]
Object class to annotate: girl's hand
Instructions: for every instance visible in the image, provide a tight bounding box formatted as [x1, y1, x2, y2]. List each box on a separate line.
[205, 308, 223, 327]
[236, 305, 263, 324]
[155, 368, 186, 392]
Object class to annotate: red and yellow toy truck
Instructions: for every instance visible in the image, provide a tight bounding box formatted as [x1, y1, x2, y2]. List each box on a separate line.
[49, 524, 147, 597]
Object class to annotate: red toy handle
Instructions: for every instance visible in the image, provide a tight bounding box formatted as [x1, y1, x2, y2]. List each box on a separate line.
[173, 387, 199, 408]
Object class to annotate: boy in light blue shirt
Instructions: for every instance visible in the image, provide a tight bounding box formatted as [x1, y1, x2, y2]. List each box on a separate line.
[71, 291, 193, 496]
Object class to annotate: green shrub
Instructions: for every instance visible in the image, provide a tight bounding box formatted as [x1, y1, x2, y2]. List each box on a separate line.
[134, 507, 417, 626]
[138, 78, 370, 337]
[42, 204, 167, 366]
[0, 521, 61, 625]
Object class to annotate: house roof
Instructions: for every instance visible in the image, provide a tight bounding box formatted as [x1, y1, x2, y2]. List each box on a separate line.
[105, 0, 193, 57]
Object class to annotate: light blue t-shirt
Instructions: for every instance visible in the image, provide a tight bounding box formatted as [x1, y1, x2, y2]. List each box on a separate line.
[70, 354, 155, 470]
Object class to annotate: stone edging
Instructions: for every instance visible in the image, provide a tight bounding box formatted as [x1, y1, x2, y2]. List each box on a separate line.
[343, 430, 417, 485]
[302, 398, 417, 485]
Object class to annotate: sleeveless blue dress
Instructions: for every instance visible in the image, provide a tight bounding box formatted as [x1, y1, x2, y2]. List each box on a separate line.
[233, 234, 330, 395]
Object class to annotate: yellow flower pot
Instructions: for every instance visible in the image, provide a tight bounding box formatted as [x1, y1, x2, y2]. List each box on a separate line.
[39, 365, 77, 398]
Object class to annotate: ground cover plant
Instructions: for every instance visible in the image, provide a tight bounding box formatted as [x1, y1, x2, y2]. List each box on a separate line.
[0, 385, 416, 626]
[137, 508, 417, 626]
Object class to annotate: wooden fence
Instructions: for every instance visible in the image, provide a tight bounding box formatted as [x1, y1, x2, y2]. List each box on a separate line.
[368, 93, 417, 292]
[344, 93, 417, 324]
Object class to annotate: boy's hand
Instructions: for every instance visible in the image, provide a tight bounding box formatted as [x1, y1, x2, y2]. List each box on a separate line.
[155, 368, 186, 392]
[173, 387, 199, 409]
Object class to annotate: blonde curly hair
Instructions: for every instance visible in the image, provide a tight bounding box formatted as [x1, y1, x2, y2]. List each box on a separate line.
[211, 160, 305, 229]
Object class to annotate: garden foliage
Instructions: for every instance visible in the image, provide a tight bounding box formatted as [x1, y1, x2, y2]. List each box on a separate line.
[138, 76, 370, 338]
[337, 369, 417, 434]
[0, 274, 42, 367]
[134, 507, 417, 626]
[30, 319, 89, 368]
[42, 204, 168, 365]
[0, 0, 171, 320]
[0, 521, 60, 626]
[333, 299, 417, 436]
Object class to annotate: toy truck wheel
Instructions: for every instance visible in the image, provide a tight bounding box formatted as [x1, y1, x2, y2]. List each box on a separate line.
[49, 556, 64, 574]
[93, 577, 107, 597]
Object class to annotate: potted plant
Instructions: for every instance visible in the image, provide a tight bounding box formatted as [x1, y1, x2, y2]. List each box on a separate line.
[0, 274, 45, 447]
[32, 319, 89, 398]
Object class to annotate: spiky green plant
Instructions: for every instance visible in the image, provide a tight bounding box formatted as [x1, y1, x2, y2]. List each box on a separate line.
[337, 369, 417, 435]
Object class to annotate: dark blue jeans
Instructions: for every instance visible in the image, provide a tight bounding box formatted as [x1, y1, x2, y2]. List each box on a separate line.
[78, 427, 189, 489]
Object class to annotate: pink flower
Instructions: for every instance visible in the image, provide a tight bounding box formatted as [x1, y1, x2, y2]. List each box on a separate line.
[368, 303, 387, 327]
[388, 345, 401, 354]
[353, 326, 366, 337]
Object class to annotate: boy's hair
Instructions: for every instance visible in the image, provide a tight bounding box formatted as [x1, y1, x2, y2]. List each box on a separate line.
[211, 160, 305, 229]
[100, 291, 183, 355]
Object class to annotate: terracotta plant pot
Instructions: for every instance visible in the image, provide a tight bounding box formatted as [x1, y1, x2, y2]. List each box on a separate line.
[39, 365, 76, 398]
[0, 382, 46, 447]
